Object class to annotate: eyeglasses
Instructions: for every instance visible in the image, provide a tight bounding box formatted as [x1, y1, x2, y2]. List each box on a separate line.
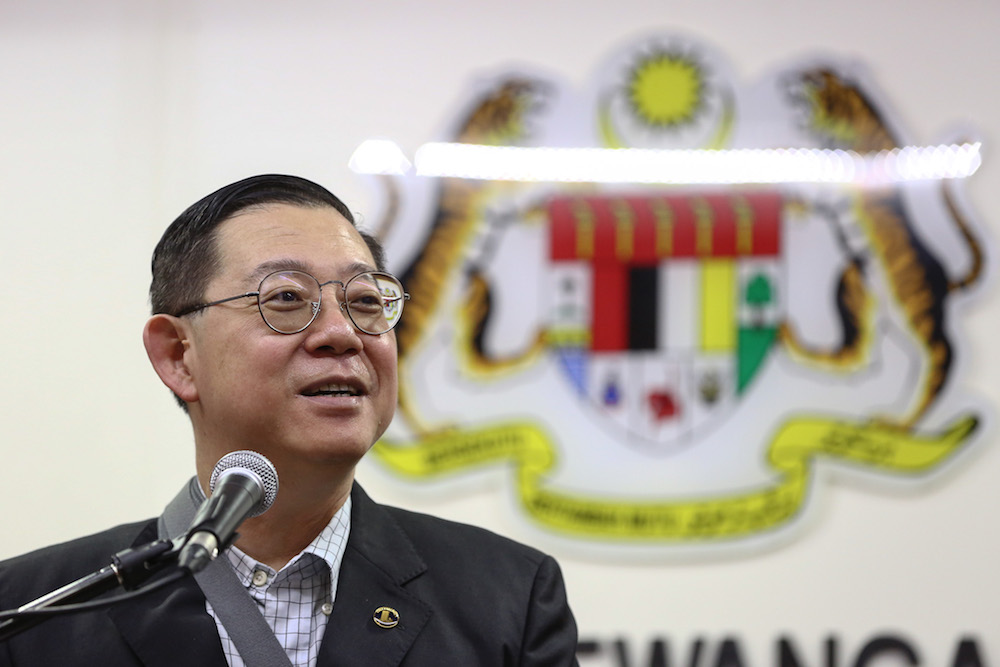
[175, 269, 409, 335]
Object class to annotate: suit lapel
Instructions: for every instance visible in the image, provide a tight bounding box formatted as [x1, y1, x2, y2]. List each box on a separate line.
[104, 488, 229, 667]
[317, 484, 432, 667]
[107, 574, 228, 667]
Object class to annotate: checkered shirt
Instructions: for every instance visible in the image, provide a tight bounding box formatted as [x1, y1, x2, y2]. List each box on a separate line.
[206, 497, 351, 667]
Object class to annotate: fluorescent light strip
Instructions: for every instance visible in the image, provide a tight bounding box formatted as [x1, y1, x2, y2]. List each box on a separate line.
[350, 140, 981, 185]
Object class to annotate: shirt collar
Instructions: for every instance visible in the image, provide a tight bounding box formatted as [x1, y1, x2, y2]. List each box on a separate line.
[189, 479, 352, 588]
[224, 496, 353, 585]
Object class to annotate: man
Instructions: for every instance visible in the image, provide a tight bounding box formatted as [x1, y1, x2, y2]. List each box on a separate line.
[0, 174, 579, 665]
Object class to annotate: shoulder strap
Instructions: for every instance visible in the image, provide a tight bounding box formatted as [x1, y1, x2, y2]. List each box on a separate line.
[160, 479, 294, 667]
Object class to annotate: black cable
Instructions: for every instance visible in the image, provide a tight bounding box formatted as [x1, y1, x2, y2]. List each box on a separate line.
[0, 568, 189, 622]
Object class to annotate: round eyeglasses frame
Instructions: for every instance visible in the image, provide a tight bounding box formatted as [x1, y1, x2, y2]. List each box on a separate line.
[174, 269, 409, 335]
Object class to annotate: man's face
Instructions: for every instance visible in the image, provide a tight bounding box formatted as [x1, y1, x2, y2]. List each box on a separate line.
[182, 203, 398, 475]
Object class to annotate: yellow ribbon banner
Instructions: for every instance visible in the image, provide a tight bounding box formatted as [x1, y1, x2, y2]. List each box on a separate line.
[374, 413, 977, 541]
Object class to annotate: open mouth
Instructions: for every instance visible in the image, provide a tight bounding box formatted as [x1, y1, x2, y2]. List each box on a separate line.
[302, 383, 363, 398]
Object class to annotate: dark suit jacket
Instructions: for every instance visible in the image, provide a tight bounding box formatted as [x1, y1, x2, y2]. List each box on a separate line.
[0, 484, 578, 666]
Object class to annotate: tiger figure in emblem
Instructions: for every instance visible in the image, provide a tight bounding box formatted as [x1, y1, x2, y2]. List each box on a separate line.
[779, 67, 985, 430]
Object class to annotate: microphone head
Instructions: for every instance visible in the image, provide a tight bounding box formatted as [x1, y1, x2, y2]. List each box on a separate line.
[209, 450, 279, 517]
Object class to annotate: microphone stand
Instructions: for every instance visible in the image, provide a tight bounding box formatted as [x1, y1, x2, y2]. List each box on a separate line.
[0, 538, 185, 642]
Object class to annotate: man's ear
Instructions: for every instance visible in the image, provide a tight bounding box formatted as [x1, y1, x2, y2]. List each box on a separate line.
[143, 314, 199, 404]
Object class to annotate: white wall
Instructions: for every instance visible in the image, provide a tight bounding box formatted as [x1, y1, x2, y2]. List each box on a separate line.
[2, 1, 998, 663]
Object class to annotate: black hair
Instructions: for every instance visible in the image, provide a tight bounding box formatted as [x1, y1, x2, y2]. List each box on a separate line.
[150, 173, 385, 316]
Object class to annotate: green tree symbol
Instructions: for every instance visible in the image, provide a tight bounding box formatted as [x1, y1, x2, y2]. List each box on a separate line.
[744, 273, 774, 327]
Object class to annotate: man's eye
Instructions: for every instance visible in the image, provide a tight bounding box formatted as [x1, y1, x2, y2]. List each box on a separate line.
[349, 291, 383, 313]
[262, 288, 308, 310]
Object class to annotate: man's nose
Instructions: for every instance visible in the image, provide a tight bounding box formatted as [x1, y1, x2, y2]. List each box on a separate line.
[306, 296, 363, 351]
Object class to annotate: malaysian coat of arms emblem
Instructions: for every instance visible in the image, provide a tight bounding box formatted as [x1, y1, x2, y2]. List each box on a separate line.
[360, 33, 990, 556]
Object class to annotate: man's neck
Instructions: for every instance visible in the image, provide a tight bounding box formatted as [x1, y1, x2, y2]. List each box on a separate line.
[197, 456, 356, 571]
[237, 478, 352, 570]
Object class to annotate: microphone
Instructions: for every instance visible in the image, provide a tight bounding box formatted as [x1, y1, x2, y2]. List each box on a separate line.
[178, 450, 279, 573]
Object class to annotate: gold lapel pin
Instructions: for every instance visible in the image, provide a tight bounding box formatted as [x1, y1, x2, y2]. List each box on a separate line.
[373, 606, 400, 629]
